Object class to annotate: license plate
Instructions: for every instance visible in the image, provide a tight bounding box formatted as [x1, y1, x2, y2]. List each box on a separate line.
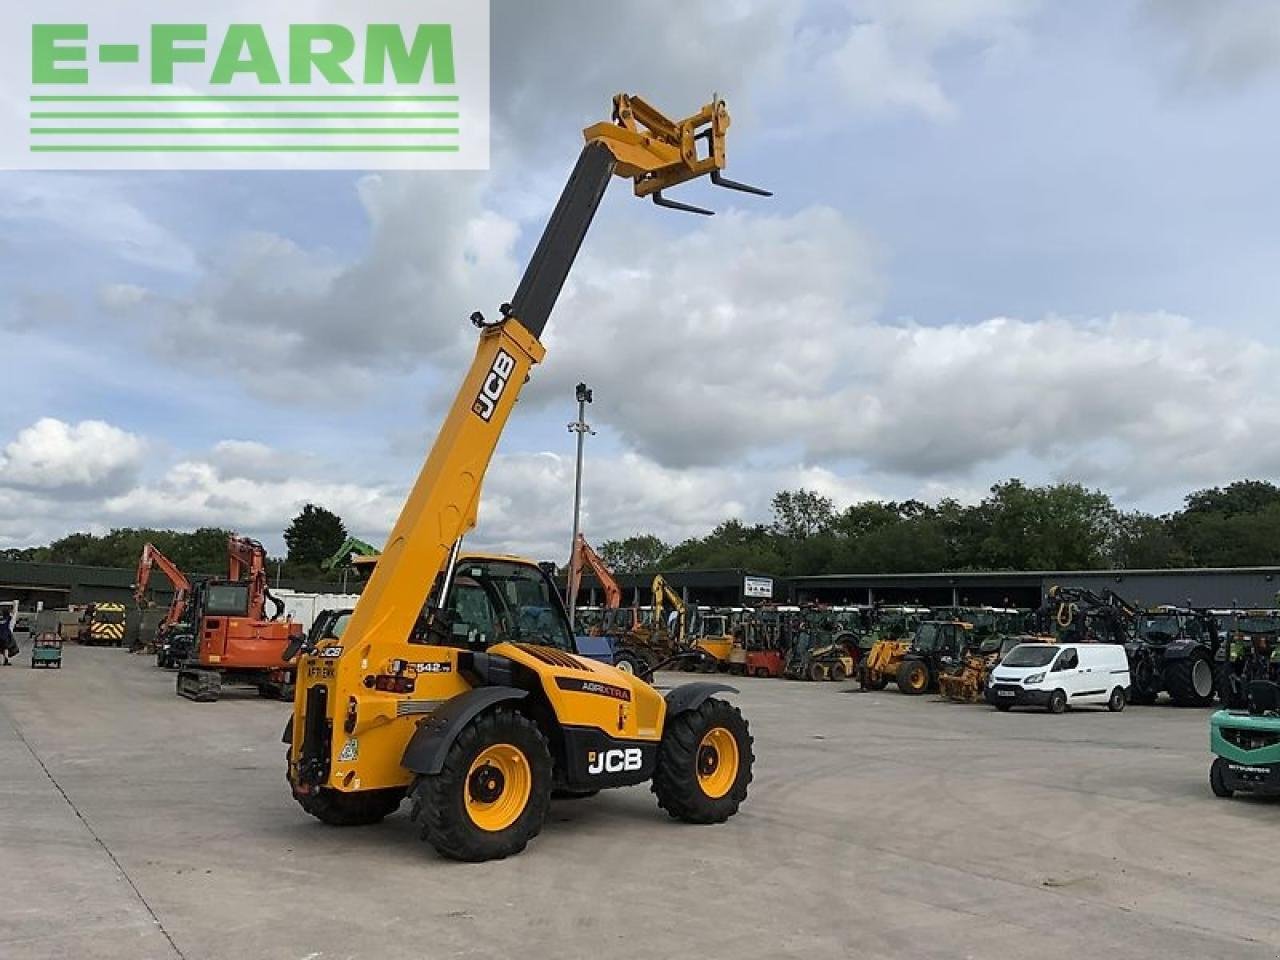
[997, 690, 1016, 698]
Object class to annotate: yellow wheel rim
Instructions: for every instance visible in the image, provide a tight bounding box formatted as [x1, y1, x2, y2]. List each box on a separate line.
[908, 666, 927, 691]
[697, 727, 739, 799]
[464, 744, 531, 832]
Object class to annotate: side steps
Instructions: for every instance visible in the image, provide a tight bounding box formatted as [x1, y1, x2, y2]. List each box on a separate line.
[177, 666, 221, 702]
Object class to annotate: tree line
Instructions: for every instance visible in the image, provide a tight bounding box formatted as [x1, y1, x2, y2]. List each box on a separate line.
[4, 479, 1280, 580]
[0, 504, 353, 582]
[597, 479, 1280, 576]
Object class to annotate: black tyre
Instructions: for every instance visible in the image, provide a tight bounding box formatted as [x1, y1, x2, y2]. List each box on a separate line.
[1107, 687, 1126, 712]
[652, 697, 753, 824]
[1128, 688, 1158, 706]
[1215, 662, 1238, 706]
[1047, 689, 1068, 714]
[896, 660, 929, 695]
[807, 661, 826, 682]
[829, 661, 848, 682]
[1209, 757, 1234, 798]
[861, 672, 888, 691]
[410, 706, 552, 862]
[1166, 653, 1215, 707]
[994, 702, 1013, 712]
[295, 786, 405, 825]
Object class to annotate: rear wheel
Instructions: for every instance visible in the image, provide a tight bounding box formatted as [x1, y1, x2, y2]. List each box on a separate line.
[1166, 653, 1215, 707]
[612, 650, 643, 675]
[994, 703, 1013, 712]
[896, 660, 929, 695]
[1107, 687, 1126, 712]
[1209, 757, 1234, 798]
[1047, 689, 1068, 714]
[807, 661, 826, 682]
[829, 661, 848, 682]
[860, 672, 888, 691]
[652, 698, 753, 824]
[410, 707, 551, 862]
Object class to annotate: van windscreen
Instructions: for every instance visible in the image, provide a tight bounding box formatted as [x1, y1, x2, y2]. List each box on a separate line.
[1002, 645, 1058, 668]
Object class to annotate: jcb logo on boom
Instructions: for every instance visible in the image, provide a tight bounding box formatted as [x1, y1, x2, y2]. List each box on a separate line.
[586, 748, 642, 775]
[472, 349, 515, 422]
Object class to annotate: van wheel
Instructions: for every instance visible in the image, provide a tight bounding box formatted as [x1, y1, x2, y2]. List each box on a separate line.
[1209, 758, 1234, 798]
[994, 703, 1013, 712]
[1047, 689, 1067, 714]
[1107, 687, 1126, 712]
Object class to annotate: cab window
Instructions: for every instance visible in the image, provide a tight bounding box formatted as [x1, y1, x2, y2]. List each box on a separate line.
[1054, 649, 1079, 671]
[437, 561, 574, 652]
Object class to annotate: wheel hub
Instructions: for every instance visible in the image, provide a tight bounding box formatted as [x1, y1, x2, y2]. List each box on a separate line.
[1193, 659, 1213, 697]
[469, 764, 505, 804]
[698, 745, 720, 777]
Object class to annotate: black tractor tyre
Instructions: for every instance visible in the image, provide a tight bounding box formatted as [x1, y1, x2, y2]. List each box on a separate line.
[295, 785, 405, 826]
[1047, 689, 1068, 714]
[1214, 662, 1237, 706]
[1107, 687, 1127, 712]
[652, 697, 753, 824]
[994, 702, 1013, 712]
[410, 706, 552, 862]
[896, 660, 929, 695]
[829, 661, 848, 683]
[860, 672, 888, 691]
[1209, 757, 1234, 798]
[1166, 653, 1216, 707]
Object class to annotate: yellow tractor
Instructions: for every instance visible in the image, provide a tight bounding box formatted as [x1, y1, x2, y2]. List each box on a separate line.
[284, 92, 769, 861]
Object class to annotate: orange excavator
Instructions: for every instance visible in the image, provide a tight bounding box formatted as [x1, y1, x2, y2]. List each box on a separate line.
[134, 542, 193, 663]
[134, 543, 191, 638]
[565, 533, 622, 616]
[177, 535, 302, 702]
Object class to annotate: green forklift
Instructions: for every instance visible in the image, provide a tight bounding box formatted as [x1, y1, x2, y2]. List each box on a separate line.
[1210, 680, 1280, 798]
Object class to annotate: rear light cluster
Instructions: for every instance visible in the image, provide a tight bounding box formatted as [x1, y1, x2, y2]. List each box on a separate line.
[372, 674, 416, 693]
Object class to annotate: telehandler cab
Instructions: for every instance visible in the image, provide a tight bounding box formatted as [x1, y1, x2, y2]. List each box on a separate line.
[285, 93, 768, 862]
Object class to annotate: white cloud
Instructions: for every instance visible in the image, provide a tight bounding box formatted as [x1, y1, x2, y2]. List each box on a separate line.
[0, 418, 146, 497]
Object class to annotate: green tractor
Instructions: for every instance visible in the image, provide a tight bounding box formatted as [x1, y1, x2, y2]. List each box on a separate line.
[1209, 680, 1280, 798]
[1213, 609, 1280, 705]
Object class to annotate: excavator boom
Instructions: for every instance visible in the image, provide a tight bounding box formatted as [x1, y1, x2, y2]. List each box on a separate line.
[134, 542, 193, 629]
[567, 533, 623, 611]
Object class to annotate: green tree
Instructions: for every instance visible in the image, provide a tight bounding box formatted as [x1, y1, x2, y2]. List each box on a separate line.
[770, 489, 836, 540]
[598, 534, 670, 574]
[283, 504, 348, 568]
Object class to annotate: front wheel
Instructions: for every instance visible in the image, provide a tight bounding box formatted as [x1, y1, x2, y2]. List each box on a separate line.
[1047, 689, 1067, 714]
[612, 650, 644, 675]
[410, 706, 552, 862]
[829, 661, 848, 682]
[1107, 687, 1126, 712]
[652, 698, 753, 824]
[896, 660, 929, 695]
[1209, 757, 1234, 798]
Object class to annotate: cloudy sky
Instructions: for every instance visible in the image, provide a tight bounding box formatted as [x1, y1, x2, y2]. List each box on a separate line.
[3, 0, 1280, 559]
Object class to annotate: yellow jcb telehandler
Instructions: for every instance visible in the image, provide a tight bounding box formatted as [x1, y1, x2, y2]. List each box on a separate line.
[284, 92, 769, 861]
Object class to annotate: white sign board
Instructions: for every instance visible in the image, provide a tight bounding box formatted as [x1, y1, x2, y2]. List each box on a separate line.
[743, 576, 773, 600]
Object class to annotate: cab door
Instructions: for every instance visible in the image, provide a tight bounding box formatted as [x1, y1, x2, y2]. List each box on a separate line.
[1050, 647, 1085, 700]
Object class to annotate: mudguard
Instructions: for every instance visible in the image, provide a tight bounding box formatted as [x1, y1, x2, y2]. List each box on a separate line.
[664, 682, 737, 717]
[401, 686, 528, 775]
[282, 717, 293, 744]
[1161, 641, 1204, 662]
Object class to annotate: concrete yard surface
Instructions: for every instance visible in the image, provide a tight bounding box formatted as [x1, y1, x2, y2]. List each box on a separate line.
[3, 646, 1279, 960]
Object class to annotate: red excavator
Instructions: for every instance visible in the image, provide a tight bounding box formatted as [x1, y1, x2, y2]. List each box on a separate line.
[134, 542, 193, 662]
[177, 535, 302, 703]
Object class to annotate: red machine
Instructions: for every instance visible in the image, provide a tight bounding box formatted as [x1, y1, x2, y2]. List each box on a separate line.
[134, 543, 192, 644]
[177, 535, 302, 702]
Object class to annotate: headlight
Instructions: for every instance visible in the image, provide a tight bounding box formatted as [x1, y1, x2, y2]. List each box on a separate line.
[1023, 672, 1045, 685]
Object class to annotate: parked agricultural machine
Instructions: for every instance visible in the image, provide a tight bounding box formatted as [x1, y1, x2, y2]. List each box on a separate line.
[1213, 609, 1280, 708]
[938, 633, 1054, 702]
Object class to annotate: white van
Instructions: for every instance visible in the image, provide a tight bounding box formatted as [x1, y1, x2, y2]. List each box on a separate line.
[986, 643, 1130, 714]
